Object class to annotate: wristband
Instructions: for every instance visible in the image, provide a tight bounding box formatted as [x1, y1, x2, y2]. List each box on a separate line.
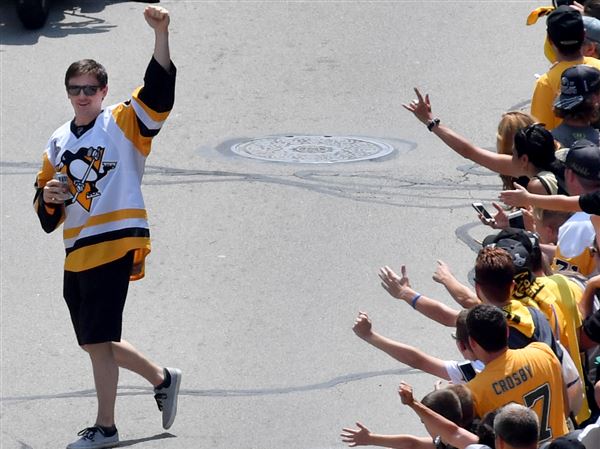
[411, 293, 422, 309]
[427, 118, 440, 131]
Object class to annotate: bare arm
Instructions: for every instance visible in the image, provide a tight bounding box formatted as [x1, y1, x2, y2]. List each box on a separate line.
[353, 312, 451, 380]
[403, 88, 518, 177]
[432, 260, 480, 309]
[500, 183, 580, 211]
[144, 6, 171, 71]
[526, 178, 550, 195]
[379, 265, 460, 327]
[341, 422, 434, 449]
[399, 382, 479, 449]
[540, 243, 557, 261]
[430, 125, 516, 176]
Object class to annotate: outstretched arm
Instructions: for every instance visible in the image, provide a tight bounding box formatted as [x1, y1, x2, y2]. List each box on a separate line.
[341, 422, 434, 449]
[353, 312, 451, 380]
[500, 183, 579, 211]
[144, 6, 171, 71]
[399, 382, 479, 449]
[379, 265, 460, 327]
[403, 88, 517, 177]
[432, 261, 480, 309]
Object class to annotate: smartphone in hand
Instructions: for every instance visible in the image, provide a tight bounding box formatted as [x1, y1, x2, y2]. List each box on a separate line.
[472, 202, 493, 222]
[508, 210, 525, 229]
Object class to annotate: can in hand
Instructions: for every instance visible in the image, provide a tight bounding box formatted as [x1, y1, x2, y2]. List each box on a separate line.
[54, 172, 72, 201]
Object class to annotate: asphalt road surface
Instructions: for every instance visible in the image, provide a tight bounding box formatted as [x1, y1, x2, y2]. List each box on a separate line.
[1, 1, 549, 448]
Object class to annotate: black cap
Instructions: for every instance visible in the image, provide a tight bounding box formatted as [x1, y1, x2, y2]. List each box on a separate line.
[482, 228, 538, 254]
[554, 65, 600, 110]
[556, 139, 600, 180]
[547, 5, 584, 50]
[547, 435, 585, 449]
[482, 228, 540, 275]
[496, 239, 532, 272]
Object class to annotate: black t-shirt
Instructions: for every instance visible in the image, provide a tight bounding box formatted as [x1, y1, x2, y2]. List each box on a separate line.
[584, 308, 600, 344]
[579, 190, 600, 215]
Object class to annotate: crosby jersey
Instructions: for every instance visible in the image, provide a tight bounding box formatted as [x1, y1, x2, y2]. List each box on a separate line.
[34, 58, 176, 279]
[467, 342, 568, 444]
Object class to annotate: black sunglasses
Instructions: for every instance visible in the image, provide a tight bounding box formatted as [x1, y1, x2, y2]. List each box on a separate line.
[66, 85, 102, 96]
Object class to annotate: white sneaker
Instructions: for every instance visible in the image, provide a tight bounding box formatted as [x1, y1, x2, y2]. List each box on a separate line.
[154, 367, 182, 429]
[66, 426, 119, 449]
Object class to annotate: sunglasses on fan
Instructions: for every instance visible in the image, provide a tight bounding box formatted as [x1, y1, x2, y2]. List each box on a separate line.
[66, 85, 103, 96]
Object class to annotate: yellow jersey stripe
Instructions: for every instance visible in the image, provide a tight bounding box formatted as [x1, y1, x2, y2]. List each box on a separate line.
[112, 103, 152, 156]
[132, 87, 170, 123]
[63, 209, 148, 239]
[65, 237, 151, 275]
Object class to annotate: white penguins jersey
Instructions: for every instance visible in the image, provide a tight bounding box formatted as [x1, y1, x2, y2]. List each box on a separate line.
[34, 58, 176, 280]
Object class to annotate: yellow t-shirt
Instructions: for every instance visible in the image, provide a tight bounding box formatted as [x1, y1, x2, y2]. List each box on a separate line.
[502, 299, 536, 339]
[543, 274, 590, 424]
[511, 274, 566, 344]
[467, 342, 568, 444]
[531, 57, 600, 130]
[511, 272, 589, 424]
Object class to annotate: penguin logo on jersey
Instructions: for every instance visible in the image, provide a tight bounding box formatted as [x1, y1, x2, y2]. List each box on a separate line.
[60, 146, 116, 211]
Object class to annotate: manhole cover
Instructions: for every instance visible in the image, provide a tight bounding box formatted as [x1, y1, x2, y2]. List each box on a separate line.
[231, 135, 394, 163]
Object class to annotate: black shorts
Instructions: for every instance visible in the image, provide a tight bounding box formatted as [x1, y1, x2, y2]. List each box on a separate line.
[63, 251, 133, 345]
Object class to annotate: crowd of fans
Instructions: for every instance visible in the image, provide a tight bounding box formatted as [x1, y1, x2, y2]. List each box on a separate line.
[340, 2, 600, 448]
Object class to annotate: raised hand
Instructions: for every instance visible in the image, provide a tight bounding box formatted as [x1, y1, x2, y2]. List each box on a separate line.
[144, 5, 170, 32]
[398, 381, 415, 406]
[485, 201, 510, 229]
[499, 183, 532, 208]
[522, 206, 536, 233]
[379, 265, 415, 302]
[341, 422, 373, 447]
[352, 312, 373, 339]
[432, 260, 452, 285]
[402, 88, 434, 125]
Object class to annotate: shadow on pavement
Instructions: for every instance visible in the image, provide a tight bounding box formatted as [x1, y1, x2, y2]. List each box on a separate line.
[0, 0, 154, 45]
[119, 432, 176, 447]
[0, 367, 418, 402]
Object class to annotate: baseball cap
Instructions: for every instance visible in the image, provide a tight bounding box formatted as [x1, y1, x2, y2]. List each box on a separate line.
[584, 15, 600, 43]
[555, 139, 600, 180]
[554, 64, 600, 110]
[547, 434, 585, 449]
[547, 5, 585, 49]
[482, 228, 541, 275]
[497, 239, 532, 273]
[482, 228, 539, 256]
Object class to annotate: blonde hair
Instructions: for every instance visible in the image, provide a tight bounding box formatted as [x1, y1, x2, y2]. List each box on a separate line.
[496, 111, 536, 190]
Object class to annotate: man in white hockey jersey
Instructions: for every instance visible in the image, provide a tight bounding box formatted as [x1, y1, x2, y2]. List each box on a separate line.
[34, 6, 181, 449]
